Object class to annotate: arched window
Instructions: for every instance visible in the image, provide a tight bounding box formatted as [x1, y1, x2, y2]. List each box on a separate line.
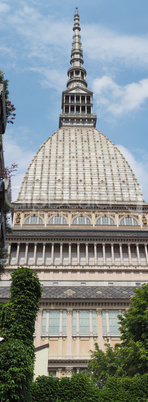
[72, 216, 91, 225]
[24, 216, 43, 225]
[120, 217, 138, 226]
[96, 216, 115, 225]
[48, 216, 67, 225]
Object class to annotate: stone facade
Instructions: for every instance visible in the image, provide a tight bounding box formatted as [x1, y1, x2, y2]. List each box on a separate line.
[0, 9, 148, 377]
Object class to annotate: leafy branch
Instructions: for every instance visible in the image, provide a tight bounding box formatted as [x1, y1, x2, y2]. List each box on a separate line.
[0, 70, 16, 124]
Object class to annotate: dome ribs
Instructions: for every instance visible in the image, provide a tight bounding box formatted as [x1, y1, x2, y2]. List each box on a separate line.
[16, 128, 144, 205]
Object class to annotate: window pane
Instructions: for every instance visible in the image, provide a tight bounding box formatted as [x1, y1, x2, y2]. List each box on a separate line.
[48, 216, 67, 225]
[79, 310, 90, 334]
[24, 216, 43, 225]
[49, 310, 60, 334]
[102, 310, 107, 335]
[72, 216, 91, 225]
[62, 310, 67, 334]
[120, 217, 138, 226]
[72, 310, 77, 334]
[92, 310, 97, 334]
[96, 216, 114, 225]
[42, 310, 47, 334]
[109, 310, 120, 334]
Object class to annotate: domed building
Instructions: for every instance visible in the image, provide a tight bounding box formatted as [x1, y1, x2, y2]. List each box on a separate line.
[1, 9, 148, 378]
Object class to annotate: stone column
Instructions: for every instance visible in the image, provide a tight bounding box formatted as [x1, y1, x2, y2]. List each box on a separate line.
[89, 310, 94, 350]
[111, 243, 114, 265]
[58, 368, 62, 379]
[96, 309, 104, 350]
[76, 310, 80, 358]
[42, 243, 45, 265]
[65, 367, 73, 378]
[25, 243, 28, 265]
[16, 243, 20, 265]
[77, 243, 80, 265]
[145, 244, 148, 264]
[94, 243, 97, 265]
[69, 243, 71, 265]
[136, 243, 140, 265]
[51, 243, 54, 265]
[59, 310, 63, 358]
[119, 243, 123, 265]
[128, 244, 131, 265]
[34, 243, 37, 265]
[7, 243, 11, 265]
[103, 243, 106, 265]
[66, 309, 72, 359]
[86, 243, 88, 265]
[60, 243, 63, 265]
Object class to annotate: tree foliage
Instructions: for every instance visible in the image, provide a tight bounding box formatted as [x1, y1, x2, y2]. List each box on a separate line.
[0, 267, 42, 401]
[0, 70, 16, 124]
[0, 339, 33, 402]
[99, 373, 148, 402]
[31, 373, 101, 402]
[118, 284, 148, 348]
[0, 246, 8, 275]
[88, 284, 148, 386]
[31, 372, 148, 402]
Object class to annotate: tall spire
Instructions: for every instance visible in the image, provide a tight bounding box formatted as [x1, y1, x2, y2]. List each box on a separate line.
[67, 8, 87, 89]
[59, 9, 97, 128]
[70, 8, 83, 66]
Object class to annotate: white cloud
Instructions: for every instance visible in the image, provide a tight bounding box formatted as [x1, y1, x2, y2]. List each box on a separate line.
[83, 25, 148, 66]
[0, 3, 10, 13]
[29, 67, 66, 92]
[1, 4, 148, 72]
[93, 75, 148, 115]
[117, 145, 148, 202]
[3, 132, 34, 201]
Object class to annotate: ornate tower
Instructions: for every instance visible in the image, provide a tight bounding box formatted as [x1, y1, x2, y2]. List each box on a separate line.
[1, 9, 148, 379]
[59, 9, 97, 128]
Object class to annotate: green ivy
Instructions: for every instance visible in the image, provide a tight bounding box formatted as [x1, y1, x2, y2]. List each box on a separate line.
[0, 267, 42, 401]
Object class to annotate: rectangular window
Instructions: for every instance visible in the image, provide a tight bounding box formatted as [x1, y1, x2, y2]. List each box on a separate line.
[65, 95, 69, 104]
[102, 310, 107, 335]
[92, 310, 97, 334]
[72, 310, 77, 334]
[76, 96, 80, 103]
[71, 106, 74, 113]
[109, 310, 120, 334]
[87, 106, 91, 114]
[49, 370, 56, 377]
[79, 310, 90, 334]
[71, 95, 74, 103]
[42, 310, 47, 334]
[76, 106, 80, 113]
[87, 96, 90, 104]
[62, 310, 67, 334]
[65, 106, 69, 114]
[49, 310, 60, 334]
[81, 96, 85, 104]
[82, 106, 85, 113]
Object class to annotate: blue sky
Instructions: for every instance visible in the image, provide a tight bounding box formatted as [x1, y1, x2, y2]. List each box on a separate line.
[1, 0, 148, 201]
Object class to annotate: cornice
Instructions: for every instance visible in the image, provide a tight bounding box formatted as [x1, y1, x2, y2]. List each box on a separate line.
[6, 228, 148, 243]
[12, 202, 148, 212]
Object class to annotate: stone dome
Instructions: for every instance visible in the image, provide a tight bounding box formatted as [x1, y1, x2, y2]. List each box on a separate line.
[16, 126, 144, 205]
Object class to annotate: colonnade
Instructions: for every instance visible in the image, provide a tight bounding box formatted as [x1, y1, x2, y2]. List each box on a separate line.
[9, 241, 148, 266]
